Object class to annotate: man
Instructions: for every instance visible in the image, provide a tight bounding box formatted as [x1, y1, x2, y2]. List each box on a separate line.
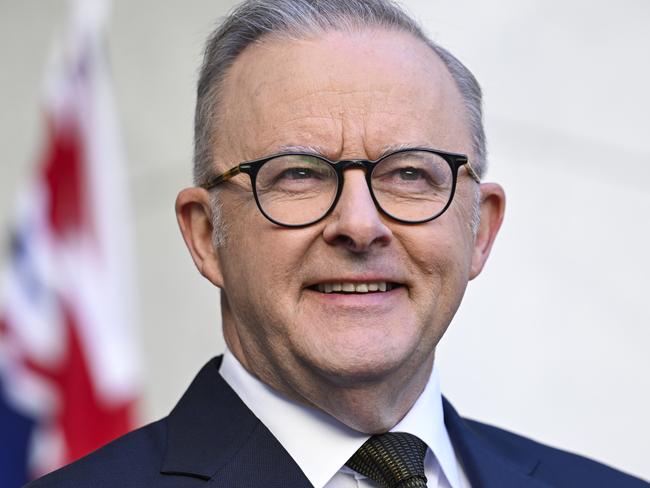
[28, 0, 648, 487]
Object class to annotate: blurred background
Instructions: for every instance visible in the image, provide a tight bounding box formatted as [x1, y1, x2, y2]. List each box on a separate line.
[1, 0, 648, 483]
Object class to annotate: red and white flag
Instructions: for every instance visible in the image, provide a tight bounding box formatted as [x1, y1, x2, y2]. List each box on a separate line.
[0, 0, 139, 484]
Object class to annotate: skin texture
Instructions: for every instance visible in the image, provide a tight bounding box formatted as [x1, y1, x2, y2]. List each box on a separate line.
[176, 28, 505, 433]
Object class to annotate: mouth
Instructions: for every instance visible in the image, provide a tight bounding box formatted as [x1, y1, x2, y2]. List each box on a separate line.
[307, 281, 403, 294]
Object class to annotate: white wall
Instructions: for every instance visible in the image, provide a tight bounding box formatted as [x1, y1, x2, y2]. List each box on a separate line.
[1, 0, 648, 480]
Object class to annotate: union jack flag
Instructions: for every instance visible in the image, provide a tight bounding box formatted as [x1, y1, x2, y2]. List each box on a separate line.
[0, 1, 139, 485]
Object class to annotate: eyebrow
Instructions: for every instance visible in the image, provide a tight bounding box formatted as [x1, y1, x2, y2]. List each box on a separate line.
[376, 143, 425, 159]
[275, 142, 433, 161]
[275, 144, 329, 156]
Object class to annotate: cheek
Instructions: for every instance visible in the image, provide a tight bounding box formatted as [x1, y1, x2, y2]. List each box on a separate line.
[396, 225, 461, 279]
[395, 222, 472, 313]
[219, 216, 318, 308]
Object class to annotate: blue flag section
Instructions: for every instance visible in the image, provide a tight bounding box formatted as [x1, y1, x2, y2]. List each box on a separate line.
[0, 376, 35, 488]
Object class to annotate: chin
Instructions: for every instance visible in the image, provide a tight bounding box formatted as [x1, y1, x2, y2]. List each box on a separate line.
[300, 337, 416, 386]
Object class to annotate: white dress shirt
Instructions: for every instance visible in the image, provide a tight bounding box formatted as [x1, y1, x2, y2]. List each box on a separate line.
[219, 348, 471, 488]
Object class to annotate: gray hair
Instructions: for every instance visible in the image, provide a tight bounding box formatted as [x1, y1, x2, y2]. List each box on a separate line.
[195, 0, 486, 241]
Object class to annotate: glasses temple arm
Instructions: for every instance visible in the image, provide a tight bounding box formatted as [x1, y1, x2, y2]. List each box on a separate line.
[465, 161, 481, 184]
[201, 166, 242, 190]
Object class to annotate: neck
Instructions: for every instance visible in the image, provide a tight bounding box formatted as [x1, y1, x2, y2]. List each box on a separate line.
[304, 356, 435, 433]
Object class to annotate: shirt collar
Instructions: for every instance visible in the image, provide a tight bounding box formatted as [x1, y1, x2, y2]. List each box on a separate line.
[219, 348, 461, 488]
[391, 364, 463, 488]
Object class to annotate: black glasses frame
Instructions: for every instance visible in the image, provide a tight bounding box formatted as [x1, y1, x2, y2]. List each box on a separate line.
[200, 147, 480, 228]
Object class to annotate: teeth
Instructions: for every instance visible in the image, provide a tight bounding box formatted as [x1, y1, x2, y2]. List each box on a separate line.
[315, 282, 392, 294]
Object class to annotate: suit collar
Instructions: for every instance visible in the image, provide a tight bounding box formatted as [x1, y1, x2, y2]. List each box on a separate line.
[161, 357, 549, 487]
[442, 398, 550, 487]
[160, 356, 311, 486]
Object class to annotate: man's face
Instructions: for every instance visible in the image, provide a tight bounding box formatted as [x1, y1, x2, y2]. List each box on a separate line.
[178, 28, 503, 424]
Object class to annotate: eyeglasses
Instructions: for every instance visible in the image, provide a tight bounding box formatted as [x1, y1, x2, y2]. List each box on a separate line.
[200, 147, 480, 228]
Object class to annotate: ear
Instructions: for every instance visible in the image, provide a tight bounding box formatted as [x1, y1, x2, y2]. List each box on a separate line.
[469, 182, 505, 280]
[175, 187, 224, 288]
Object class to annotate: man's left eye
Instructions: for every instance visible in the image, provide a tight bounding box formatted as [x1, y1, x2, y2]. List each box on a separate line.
[398, 167, 423, 181]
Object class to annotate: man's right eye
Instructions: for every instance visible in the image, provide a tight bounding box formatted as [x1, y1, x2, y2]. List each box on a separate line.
[278, 167, 317, 180]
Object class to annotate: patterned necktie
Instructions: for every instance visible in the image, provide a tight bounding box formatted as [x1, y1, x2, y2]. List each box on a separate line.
[345, 432, 428, 487]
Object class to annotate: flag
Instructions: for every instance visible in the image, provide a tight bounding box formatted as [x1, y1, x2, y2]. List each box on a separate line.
[0, 1, 139, 485]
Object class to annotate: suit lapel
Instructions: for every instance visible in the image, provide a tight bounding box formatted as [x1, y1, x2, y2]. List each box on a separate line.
[161, 357, 312, 487]
[442, 398, 551, 488]
[161, 357, 554, 488]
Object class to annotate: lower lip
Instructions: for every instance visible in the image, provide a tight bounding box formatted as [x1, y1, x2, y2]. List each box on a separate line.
[303, 286, 405, 307]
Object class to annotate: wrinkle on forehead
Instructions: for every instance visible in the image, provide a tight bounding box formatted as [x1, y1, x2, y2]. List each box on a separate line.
[215, 28, 470, 168]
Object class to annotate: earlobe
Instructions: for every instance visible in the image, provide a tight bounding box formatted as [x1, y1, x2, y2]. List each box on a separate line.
[175, 187, 225, 288]
[469, 183, 506, 280]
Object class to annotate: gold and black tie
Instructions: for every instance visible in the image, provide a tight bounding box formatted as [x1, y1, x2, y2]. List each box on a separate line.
[345, 432, 428, 487]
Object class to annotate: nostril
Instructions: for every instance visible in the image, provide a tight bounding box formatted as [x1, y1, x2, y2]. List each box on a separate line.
[324, 215, 392, 252]
[334, 235, 355, 248]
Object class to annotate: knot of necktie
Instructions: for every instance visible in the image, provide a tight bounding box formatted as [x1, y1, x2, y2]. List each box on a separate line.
[345, 432, 428, 488]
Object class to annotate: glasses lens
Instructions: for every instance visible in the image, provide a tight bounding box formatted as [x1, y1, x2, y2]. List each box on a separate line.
[371, 150, 454, 222]
[255, 154, 337, 225]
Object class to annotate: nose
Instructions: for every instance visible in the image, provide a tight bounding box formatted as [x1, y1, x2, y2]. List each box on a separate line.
[322, 169, 392, 252]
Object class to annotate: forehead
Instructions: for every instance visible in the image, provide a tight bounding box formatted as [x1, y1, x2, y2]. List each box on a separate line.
[216, 28, 470, 164]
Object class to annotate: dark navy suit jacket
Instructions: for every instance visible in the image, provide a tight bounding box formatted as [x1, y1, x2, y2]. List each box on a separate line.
[27, 357, 648, 487]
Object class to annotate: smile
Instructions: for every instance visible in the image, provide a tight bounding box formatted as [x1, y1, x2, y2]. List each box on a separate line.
[311, 282, 400, 294]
